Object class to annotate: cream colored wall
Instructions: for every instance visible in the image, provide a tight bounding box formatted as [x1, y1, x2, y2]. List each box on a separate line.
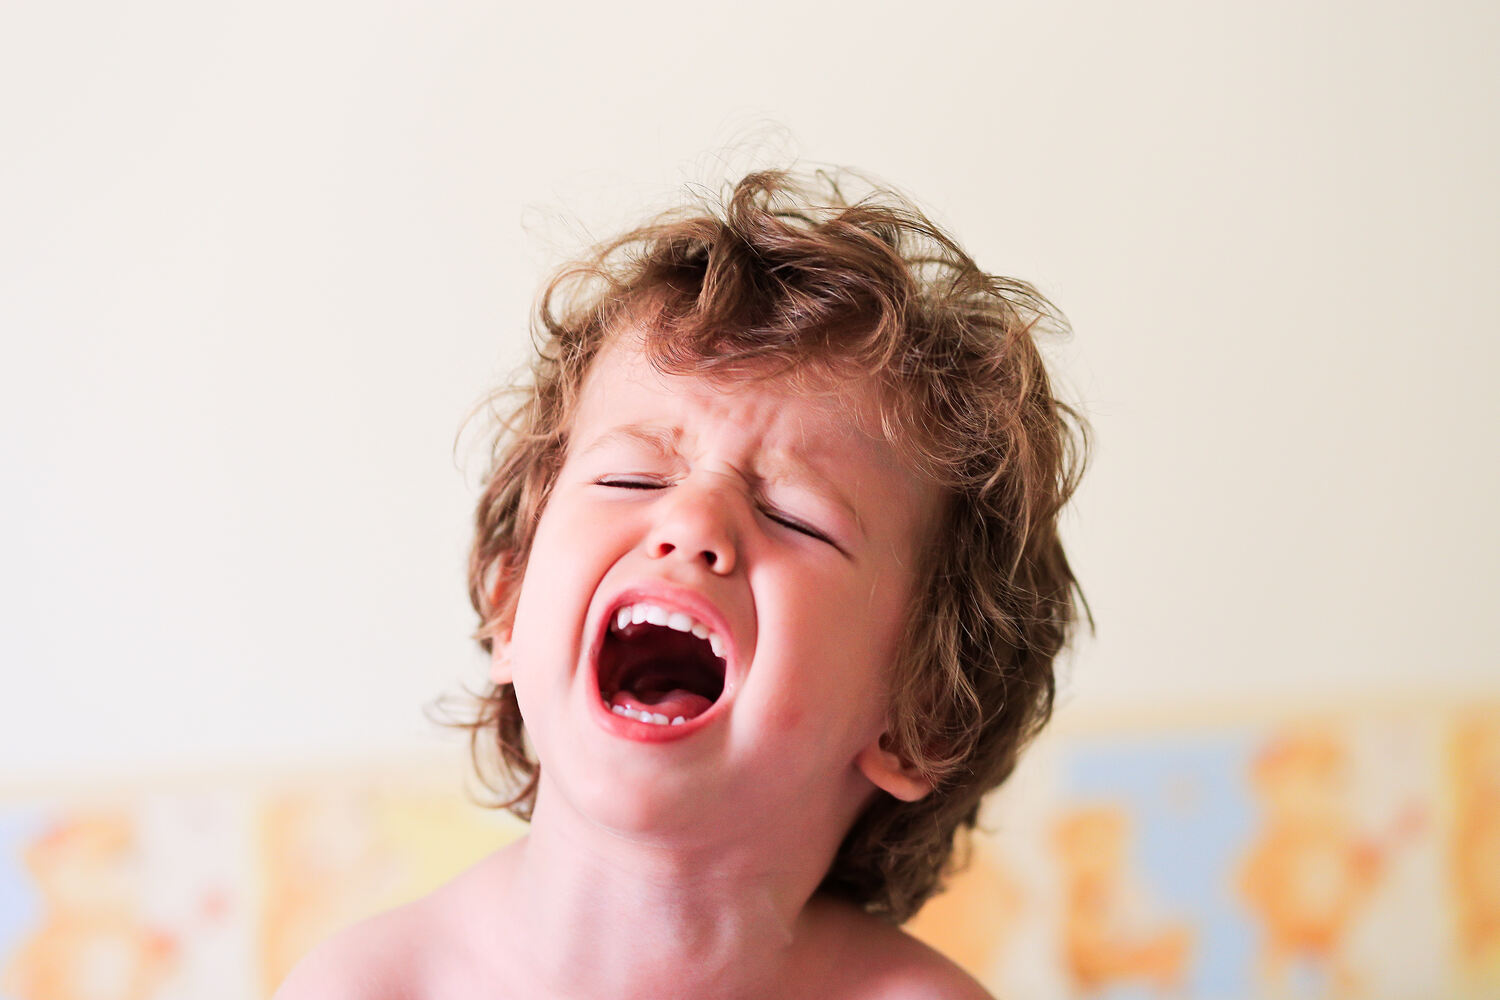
[3, 1, 1495, 781]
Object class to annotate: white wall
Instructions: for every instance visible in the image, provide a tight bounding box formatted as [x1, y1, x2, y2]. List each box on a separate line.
[3, 0, 1496, 781]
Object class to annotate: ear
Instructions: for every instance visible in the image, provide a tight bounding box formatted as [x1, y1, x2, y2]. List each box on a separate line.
[856, 734, 932, 803]
[488, 626, 515, 685]
[483, 556, 516, 685]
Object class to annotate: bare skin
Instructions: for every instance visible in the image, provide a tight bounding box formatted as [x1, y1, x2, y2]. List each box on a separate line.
[275, 828, 991, 999]
[275, 340, 994, 999]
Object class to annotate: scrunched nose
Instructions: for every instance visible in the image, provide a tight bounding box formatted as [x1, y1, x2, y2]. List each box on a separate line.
[644, 483, 738, 575]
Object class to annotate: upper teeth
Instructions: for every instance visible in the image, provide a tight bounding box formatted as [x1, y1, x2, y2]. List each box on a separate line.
[612, 602, 725, 659]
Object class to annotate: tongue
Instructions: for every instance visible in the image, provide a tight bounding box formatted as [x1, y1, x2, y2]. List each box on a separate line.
[609, 689, 713, 721]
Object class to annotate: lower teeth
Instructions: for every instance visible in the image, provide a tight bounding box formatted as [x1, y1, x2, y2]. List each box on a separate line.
[610, 704, 686, 726]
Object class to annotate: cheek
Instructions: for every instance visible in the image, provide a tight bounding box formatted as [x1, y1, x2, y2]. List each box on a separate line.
[766, 701, 806, 734]
[846, 565, 915, 666]
[773, 592, 896, 733]
[833, 569, 914, 730]
[515, 499, 613, 607]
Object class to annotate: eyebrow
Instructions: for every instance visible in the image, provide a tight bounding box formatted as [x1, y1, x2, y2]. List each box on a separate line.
[573, 423, 683, 460]
[574, 422, 866, 540]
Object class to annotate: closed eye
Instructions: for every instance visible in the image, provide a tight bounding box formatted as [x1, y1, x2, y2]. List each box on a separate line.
[595, 477, 843, 553]
[762, 508, 837, 548]
[595, 476, 666, 490]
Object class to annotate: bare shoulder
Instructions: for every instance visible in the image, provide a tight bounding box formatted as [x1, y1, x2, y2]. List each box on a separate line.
[271, 901, 431, 1000]
[805, 897, 995, 1000]
[272, 848, 520, 1000]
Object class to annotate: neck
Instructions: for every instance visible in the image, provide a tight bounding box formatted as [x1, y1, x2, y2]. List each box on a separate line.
[477, 782, 852, 999]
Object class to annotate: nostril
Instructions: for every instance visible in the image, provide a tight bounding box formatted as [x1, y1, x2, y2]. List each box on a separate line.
[701, 550, 717, 567]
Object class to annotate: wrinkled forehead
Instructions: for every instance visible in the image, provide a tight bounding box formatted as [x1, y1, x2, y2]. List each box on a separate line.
[582, 322, 926, 469]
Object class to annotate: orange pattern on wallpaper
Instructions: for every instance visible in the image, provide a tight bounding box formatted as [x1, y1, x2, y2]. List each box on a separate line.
[1, 813, 177, 1000]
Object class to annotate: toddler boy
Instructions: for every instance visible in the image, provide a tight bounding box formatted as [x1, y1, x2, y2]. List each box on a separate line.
[276, 169, 1087, 999]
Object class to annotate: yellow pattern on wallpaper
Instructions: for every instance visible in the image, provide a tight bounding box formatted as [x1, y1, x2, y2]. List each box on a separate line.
[0, 705, 1490, 997]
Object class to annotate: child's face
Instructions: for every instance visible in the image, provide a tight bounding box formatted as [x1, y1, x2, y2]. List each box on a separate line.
[493, 333, 938, 838]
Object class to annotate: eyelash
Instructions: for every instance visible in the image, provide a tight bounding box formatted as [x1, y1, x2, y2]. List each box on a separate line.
[595, 477, 663, 490]
[763, 510, 833, 544]
[593, 478, 835, 546]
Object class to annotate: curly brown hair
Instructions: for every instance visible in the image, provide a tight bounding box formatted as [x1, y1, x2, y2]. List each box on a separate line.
[454, 169, 1088, 923]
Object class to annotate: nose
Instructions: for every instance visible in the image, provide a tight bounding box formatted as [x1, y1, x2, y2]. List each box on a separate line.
[644, 480, 739, 575]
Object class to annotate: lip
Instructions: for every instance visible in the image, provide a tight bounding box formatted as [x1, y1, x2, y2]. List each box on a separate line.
[583, 581, 741, 743]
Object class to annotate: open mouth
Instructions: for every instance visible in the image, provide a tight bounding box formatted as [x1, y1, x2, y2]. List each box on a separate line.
[596, 602, 727, 726]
